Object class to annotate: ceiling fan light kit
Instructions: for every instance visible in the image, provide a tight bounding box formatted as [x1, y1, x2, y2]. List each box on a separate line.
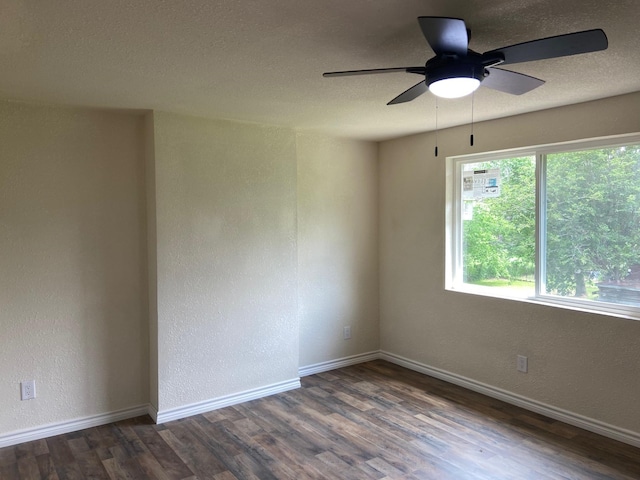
[429, 77, 480, 98]
[427, 62, 484, 98]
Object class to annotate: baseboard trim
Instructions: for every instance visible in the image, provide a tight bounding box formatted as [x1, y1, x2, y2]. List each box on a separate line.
[155, 377, 301, 424]
[379, 351, 640, 449]
[3, 354, 638, 449]
[298, 351, 381, 377]
[0, 404, 149, 448]
[147, 404, 159, 423]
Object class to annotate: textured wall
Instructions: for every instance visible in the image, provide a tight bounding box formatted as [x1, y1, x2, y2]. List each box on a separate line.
[152, 112, 298, 412]
[297, 134, 379, 367]
[379, 92, 640, 434]
[144, 112, 159, 411]
[0, 101, 148, 434]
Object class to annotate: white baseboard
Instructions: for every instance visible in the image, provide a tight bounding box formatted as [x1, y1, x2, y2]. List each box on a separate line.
[0, 379, 301, 447]
[155, 377, 301, 424]
[379, 351, 640, 449]
[148, 403, 159, 423]
[298, 351, 381, 377]
[0, 404, 149, 448]
[3, 354, 638, 450]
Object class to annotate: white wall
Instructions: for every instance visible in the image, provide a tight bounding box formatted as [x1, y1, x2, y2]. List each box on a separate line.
[297, 134, 379, 367]
[0, 101, 148, 434]
[152, 112, 299, 413]
[379, 92, 640, 435]
[0, 102, 382, 441]
[6, 91, 637, 444]
[144, 112, 159, 411]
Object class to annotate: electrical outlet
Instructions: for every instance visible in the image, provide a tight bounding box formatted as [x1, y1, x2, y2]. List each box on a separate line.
[21, 380, 36, 400]
[517, 355, 528, 373]
[343, 326, 351, 340]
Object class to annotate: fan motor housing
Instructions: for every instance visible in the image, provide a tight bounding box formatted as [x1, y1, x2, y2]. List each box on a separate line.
[425, 54, 487, 86]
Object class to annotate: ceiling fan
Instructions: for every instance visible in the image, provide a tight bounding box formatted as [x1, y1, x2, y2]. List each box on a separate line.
[323, 17, 608, 103]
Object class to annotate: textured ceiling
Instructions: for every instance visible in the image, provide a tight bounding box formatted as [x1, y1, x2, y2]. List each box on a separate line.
[1, 0, 639, 140]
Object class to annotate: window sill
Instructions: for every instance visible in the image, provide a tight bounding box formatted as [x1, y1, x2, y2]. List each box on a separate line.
[446, 286, 640, 322]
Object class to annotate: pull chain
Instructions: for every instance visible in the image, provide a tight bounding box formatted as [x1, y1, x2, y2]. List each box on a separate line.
[435, 98, 439, 157]
[470, 92, 475, 147]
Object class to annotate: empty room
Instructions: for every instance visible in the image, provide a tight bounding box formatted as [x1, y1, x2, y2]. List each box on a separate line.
[1, 1, 639, 479]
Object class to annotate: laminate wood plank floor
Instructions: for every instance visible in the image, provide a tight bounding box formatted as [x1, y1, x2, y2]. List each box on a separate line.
[2, 360, 639, 479]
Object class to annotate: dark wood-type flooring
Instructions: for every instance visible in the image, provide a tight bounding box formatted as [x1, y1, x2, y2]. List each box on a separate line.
[2, 360, 640, 479]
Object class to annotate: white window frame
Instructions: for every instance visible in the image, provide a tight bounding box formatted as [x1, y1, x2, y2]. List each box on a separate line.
[446, 133, 640, 321]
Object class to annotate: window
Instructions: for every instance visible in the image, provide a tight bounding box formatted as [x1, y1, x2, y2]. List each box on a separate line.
[447, 135, 640, 318]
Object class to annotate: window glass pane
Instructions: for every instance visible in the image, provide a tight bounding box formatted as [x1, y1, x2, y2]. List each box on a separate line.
[544, 145, 640, 307]
[461, 157, 536, 297]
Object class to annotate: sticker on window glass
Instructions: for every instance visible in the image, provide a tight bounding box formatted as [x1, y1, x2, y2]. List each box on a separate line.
[463, 168, 501, 199]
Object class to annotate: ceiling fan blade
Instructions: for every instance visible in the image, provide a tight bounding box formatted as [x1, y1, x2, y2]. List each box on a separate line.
[484, 29, 608, 65]
[482, 68, 545, 95]
[418, 17, 468, 56]
[387, 80, 428, 105]
[323, 67, 424, 77]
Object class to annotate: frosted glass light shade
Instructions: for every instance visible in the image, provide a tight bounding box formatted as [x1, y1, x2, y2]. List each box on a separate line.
[429, 77, 481, 98]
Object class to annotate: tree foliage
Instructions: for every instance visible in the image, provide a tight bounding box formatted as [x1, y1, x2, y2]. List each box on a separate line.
[462, 145, 640, 299]
[463, 157, 535, 283]
[545, 146, 640, 296]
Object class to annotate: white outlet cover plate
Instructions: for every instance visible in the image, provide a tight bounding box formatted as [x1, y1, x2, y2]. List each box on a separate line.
[21, 380, 36, 400]
[517, 355, 528, 373]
